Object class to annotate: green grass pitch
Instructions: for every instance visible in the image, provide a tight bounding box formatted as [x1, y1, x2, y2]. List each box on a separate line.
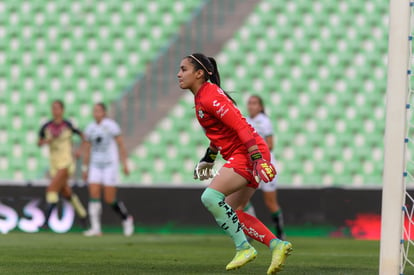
[0, 232, 395, 274]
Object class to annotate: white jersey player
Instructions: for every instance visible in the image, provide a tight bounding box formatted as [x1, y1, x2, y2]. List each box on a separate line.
[245, 95, 285, 239]
[82, 103, 134, 237]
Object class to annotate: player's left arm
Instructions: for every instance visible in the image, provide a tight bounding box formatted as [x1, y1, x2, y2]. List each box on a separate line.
[67, 121, 86, 159]
[205, 92, 276, 182]
[265, 136, 273, 151]
[115, 135, 129, 176]
[262, 117, 274, 151]
[204, 94, 258, 152]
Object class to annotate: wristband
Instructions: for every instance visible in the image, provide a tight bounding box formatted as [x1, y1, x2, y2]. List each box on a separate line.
[201, 147, 218, 163]
[249, 149, 262, 161]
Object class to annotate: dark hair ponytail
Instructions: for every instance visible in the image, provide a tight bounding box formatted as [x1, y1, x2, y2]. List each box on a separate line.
[207, 57, 221, 87]
[187, 53, 236, 105]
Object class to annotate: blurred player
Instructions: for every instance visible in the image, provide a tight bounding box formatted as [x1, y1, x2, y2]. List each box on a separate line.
[245, 95, 285, 239]
[177, 53, 292, 274]
[38, 100, 87, 229]
[82, 103, 134, 237]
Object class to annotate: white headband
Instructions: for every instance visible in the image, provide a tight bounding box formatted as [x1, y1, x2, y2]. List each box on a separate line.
[189, 55, 213, 75]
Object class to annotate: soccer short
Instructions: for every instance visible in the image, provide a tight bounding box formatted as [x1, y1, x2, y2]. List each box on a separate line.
[88, 164, 119, 186]
[223, 144, 271, 189]
[259, 154, 278, 192]
[50, 161, 75, 177]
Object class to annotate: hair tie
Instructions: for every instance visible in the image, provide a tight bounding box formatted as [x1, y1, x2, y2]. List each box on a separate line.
[189, 54, 212, 75]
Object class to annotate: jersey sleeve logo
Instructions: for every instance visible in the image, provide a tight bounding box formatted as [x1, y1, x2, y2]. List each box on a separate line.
[213, 100, 220, 107]
[216, 104, 229, 118]
[198, 109, 205, 118]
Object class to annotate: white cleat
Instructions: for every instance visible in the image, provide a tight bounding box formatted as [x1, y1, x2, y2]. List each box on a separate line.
[83, 229, 102, 237]
[122, 215, 134, 237]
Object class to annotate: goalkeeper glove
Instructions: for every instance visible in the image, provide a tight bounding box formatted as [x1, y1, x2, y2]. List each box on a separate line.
[249, 149, 277, 183]
[194, 147, 218, 180]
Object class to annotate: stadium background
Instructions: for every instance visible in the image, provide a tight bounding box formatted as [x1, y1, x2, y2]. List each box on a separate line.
[0, 0, 387, 237]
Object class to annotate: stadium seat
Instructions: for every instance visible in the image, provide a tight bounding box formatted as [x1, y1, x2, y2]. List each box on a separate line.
[127, 0, 388, 186]
[0, 0, 205, 181]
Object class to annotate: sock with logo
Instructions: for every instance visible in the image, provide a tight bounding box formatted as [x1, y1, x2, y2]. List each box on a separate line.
[201, 188, 251, 250]
[236, 209, 277, 247]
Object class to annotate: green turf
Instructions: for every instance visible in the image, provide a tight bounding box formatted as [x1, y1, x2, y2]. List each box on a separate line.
[0, 232, 407, 274]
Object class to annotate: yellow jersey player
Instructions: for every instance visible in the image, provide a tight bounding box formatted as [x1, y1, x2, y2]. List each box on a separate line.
[38, 100, 87, 229]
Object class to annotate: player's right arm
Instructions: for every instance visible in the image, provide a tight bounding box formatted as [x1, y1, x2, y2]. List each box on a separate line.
[203, 90, 276, 183]
[37, 122, 51, 147]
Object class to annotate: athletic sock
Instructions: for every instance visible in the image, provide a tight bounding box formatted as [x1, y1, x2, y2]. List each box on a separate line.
[236, 209, 277, 247]
[201, 188, 250, 250]
[88, 200, 102, 232]
[243, 201, 257, 217]
[44, 191, 59, 225]
[111, 200, 129, 220]
[271, 210, 285, 239]
[70, 194, 87, 218]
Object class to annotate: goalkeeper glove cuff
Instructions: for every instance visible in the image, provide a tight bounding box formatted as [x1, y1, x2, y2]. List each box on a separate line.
[201, 147, 218, 163]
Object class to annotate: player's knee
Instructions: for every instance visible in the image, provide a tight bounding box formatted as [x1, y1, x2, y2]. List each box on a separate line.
[264, 199, 274, 209]
[201, 188, 225, 210]
[200, 189, 210, 208]
[46, 191, 59, 204]
[104, 198, 114, 205]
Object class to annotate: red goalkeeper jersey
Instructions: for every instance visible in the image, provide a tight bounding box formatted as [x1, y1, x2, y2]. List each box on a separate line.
[194, 82, 267, 160]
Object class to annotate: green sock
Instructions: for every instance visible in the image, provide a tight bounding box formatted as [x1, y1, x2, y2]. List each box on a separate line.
[201, 188, 250, 250]
[271, 209, 282, 219]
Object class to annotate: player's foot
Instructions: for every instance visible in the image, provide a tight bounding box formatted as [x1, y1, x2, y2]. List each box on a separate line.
[122, 215, 134, 237]
[83, 228, 102, 237]
[79, 217, 89, 229]
[225, 246, 257, 271]
[39, 223, 49, 231]
[267, 240, 293, 274]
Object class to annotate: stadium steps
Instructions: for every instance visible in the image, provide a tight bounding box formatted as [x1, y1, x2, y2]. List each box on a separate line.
[126, 0, 388, 186]
[0, 0, 206, 180]
[110, 0, 261, 150]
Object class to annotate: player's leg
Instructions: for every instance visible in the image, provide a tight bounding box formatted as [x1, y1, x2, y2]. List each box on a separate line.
[103, 186, 134, 236]
[84, 183, 103, 236]
[60, 165, 87, 223]
[228, 184, 292, 274]
[201, 167, 257, 270]
[263, 156, 285, 239]
[227, 188, 279, 248]
[84, 166, 103, 236]
[262, 190, 285, 239]
[243, 201, 257, 217]
[43, 167, 68, 227]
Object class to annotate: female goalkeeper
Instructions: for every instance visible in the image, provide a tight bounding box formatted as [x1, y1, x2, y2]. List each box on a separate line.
[177, 53, 292, 274]
[82, 103, 134, 237]
[245, 95, 285, 239]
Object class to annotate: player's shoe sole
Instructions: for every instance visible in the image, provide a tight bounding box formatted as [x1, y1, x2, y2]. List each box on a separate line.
[267, 240, 293, 274]
[226, 246, 257, 271]
[83, 229, 103, 237]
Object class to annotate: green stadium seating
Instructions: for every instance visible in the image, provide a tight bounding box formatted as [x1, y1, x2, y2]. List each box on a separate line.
[0, 0, 204, 181]
[126, 0, 388, 186]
